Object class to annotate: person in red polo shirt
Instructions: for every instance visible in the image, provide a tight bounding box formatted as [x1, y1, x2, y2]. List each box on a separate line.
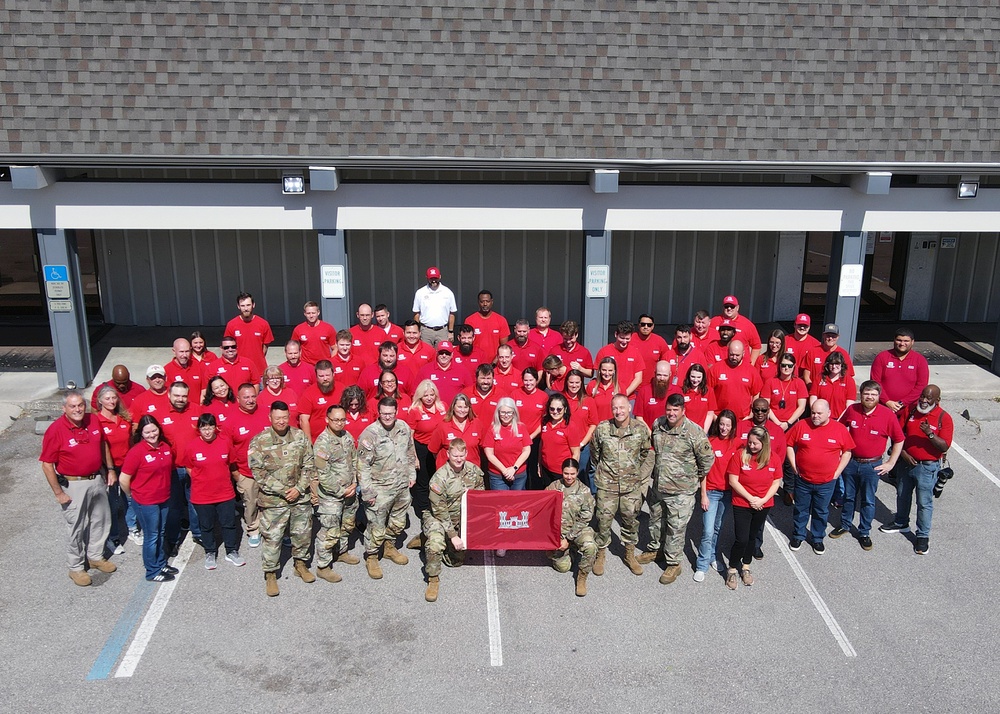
[708, 341, 763, 420]
[298, 360, 341, 443]
[703, 324, 738, 366]
[332, 330, 364, 389]
[834, 380, 904, 550]
[494, 344, 523, 394]
[279, 340, 315, 394]
[190, 332, 218, 366]
[549, 320, 595, 377]
[428, 393, 484, 470]
[633, 361, 680, 430]
[710, 296, 762, 362]
[678, 364, 717, 433]
[209, 338, 261, 395]
[40, 390, 116, 586]
[879, 385, 953, 555]
[541, 354, 570, 394]
[869, 327, 930, 413]
[396, 320, 437, 372]
[349, 303, 381, 366]
[800, 323, 855, 386]
[258, 366, 300, 422]
[224, 383, 272, 548]
[159, 381, 203, 552]
[372, 303, 404, 350]
[529, 307, 562, 354]
[785, 399, 854, 554]
[691, 310, 714, 349]
[808, 352, 857, 421]
[671, 325, 706, 388]
[164, 338, 206, 404]
[453, 324, 490, 372]
[417, 341, 473, 405]
[785, 314, 820, 366]
[595, 321, 646, 397]
[340, 385, 376, 445]
[130, 365, 172, 421]
[538, 393, 581, 485]
[90, 364, 145, 411]
[224, 291, 273, 374]
[465, 290, 510, 361]
[509, 319, 545, 373]
[293, 301, 337, 365]
[634, 314, 673, 375]
[463, 364, 504, 425]
[180, 413, 245, 570]
[358, 342, 415, 399]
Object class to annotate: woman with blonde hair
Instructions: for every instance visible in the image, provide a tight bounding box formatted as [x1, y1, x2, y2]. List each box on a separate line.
[482, 397, 532, 492]
[405, 379, 447, 520]
[428, 392, 483, 469]
[725, 426, 782, 589]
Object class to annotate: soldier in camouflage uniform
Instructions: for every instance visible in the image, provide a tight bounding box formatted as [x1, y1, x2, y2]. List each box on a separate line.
[422, 438, 485, 602]
[546, 458, 598, 597]
[640, 392, 715, 585]
[356, 397, 418, 579]
[248, 401, 316, 597]
[590, 394, 654, 576]
[310, 405, 360, 584]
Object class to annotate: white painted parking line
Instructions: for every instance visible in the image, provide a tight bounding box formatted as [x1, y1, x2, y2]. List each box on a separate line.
[951, 441, 1000, 489]
[765, 520, 858, 658]
[483, 550, 504, 667]
[114, 536, 196, 678]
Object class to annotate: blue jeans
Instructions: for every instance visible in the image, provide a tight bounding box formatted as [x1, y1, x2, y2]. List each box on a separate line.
[696, 489, 730, 572]
[488, 471, 527, 491]
[792, 479, 835, 544]
[165, 467, 201, 547]
[840, 459, 880, 536]
[133, 500, 169, 579]
[578, 445, 596, 495]
[895, 461, 938, 539]
[106, 482, 137, 545]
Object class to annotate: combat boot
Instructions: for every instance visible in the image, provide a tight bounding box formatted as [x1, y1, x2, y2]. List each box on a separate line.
[293, 559, 316, 583]
[69, 570, 92, 587]
[382, 540, 409, 565]
[264, 572, 279, 597]
[623, 544, 644, 576]
[316, 566, 342, 583]
[406, 533, 426, 550]
[89, 558, 117, 574]
[337, 551, 361, 565]
[575, 571, 588, 597]
[636, 549, 662, 565]
[593, 548, 606, 576]
[425, 575, 440, 602]
[365, 554, 383, 579]
[659, 563, 681, 585]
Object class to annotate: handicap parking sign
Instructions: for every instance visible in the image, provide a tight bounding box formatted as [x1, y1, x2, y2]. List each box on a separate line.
[43, 265, 68, 282]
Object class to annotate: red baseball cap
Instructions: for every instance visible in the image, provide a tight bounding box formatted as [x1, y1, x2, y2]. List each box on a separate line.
[795, 314, 811, 326]
[437, 340, 454, 353]
[426, 266, 441, 279]
[722, 295, 739, 307]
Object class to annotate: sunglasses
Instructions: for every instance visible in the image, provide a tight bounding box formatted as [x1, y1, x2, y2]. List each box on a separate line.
[639, 322, 654, 327]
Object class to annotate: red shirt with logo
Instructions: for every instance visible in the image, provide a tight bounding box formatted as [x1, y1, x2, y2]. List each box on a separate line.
[528, 328, 561, 354]
[632, 381, 682, 430]
[709, 314, 762, 351]
[40, 414, 106, 476]
[225, 314, 273, 374]
[786, 419, 855, 484]
[298, 385, 341, 443]
[280, 360, 315, 393]
[416, 362, 473, 406]
[159, 406, 201, 462]
[708, 360, 763, 420]
[164, 359, 205, 400]
[97, 412, 132, 467]
[809, 375, 857, 419]
[705, 436, 739, 492]
[549, 342, 595, 374]
[900, 405, 954, 461]
[482, 424, 532, 473]
[209, 357, 261, 395]
[180, 434, 236, 504]
[257, 386, 300, 422]
[121, 440, 174, 504]
[511, 387, 548, 435]
[428, 418, 484, 468]
[129, 389, 172, 420]
[293, 320, 337, 365]
[396, 340, 437, 371]
[509, 340, 544, 373]
[463, 386, 504, 425]
[727, 450, 783, 508]
[539, 419, 580, 473]
[595, 342, 645, 393]
[839, 403, 905, 460]
[223, 407, 272, 476]
[680, 387, 717, 429]
[465, 312, 510, 361]
[634, 332, 672, 373]
[405, 405, 446, 445]
[763, 376, 808, 422]
[89, 380, 146, 411]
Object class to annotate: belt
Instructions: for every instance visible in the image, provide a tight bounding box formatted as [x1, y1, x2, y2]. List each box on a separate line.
[916, 459, 940, 465]
[423, 324, 447, 330]
[853, 457, 883, 464]
[63, 473, 100, 481]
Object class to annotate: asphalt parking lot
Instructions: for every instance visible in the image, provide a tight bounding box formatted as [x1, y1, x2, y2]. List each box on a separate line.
[4, 395, 1000, 712]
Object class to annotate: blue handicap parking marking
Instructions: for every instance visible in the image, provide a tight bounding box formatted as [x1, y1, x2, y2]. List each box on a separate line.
[43, 265, 69, 281]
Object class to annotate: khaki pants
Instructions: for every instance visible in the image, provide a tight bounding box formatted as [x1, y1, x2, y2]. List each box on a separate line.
[61, 477, 111, 570]
[235, 474, 260, 535]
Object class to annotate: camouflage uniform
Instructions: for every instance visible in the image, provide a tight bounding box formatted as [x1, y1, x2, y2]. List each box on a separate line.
[356, 420, 418, 557]
[590, 417, 653, 548]
[546, 477, 598, 573]
[647, 416, 715, 566]
[423, 461, 485, 577]
[312, 427, 358, 568]
[248, 426, 315, 572]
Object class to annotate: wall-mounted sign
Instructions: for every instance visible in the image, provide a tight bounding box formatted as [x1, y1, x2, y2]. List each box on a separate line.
[43, 265, 68, 282]
[941, 236, 957, 249]
[586, 265, 610, 298]
[48, 299, 73, 313]
[45, 281, 70, 299]
[839, 264, 864, 297]
[321, 264, 345, 299]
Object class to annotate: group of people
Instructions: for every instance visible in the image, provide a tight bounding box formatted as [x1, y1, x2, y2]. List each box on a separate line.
[41, 269, 953, 598]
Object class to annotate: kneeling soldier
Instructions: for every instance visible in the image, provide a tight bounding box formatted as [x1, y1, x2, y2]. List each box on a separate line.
[547, 458, 597, 596]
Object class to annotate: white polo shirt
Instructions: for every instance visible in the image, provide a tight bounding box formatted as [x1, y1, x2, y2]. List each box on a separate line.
[412, 284, 457, 328]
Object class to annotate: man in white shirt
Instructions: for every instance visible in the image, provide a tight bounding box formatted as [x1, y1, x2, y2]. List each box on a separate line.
[412, 266, 457, 347]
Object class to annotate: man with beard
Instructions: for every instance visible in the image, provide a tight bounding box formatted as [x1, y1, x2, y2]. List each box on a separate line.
[509, 319, 544, 373]
[160, 381, 203, 552]
[358, 341, 415, 399]
[225, 292, 273, 374]
[130, 365, 172, 420]
[279, 340, 315, 393]
[225, 383, 272, 548]
[670, 324, 706, 388]
[879, 385, 953, 555]
[208, 337, 261, 395]
[298, 360, 341, 443]
[463, 364, 503, 424]
[633, 361, 679, 429]
[595, 321, 646, 397]
[704, 324, 737, 365]
[452, 324, 490, 372]
[869, 328, 930, 413]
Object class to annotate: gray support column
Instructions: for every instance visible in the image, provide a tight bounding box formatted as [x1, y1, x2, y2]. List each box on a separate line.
[992, 323, 1000, 376]
[317, 230, 351, 332]
[583, 230, 612, 355]
[824, 231, 866, 358]
[37, 229, 93, 388]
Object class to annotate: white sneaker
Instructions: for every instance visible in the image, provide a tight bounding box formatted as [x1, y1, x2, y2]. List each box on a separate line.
[111, 541, 125, 556]
[225, 551, 246, 567]
[128, 529, 144, 546]
[495, 549, 506, 558]
[692, 570, 706, 583]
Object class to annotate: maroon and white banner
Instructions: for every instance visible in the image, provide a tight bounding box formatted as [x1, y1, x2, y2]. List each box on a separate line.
[462, 490, 563, 550]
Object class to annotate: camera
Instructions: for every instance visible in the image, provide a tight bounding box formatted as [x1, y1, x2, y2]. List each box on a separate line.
[933, 466, 954, 498]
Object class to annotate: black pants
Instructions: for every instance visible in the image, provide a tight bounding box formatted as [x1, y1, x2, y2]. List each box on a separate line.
[193, 499, 240, 555]
[411, 440, 437, 520]
[730, 505, 771, 569]
[526, 437, 542, 489]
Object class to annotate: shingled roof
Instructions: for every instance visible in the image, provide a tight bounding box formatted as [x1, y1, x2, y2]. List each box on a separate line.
[2, 1, 999, 166]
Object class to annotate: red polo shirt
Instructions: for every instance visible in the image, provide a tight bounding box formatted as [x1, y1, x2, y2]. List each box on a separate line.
[357, 362, 415, 400]
[510, 387, 548, 435]
[632, 382, 682, 430]
[257, 386, 300, 422]
[549, 342, 595, 374]
[224, 314, 273, 374]
[428, 418, 484, 468]
[405, 405, 446, 445]
[462, 385, 504, 425]
[839, 403, 905, 459]
[164, 359, 205, 400]
[493, 366, 524, 395]
[539, 419, 580, 473]
[528, 328, 561, 354]
[595, 342, 645, 393]
[901, 405, 954, 461]
[465, 312, 510, 361]
[349, 325, 383, 366]
[634, 332, 671, 373]
[180, 434, 236, 504]
[784, 333, 820, 366]
[735, 418, 787, 457]
[89, 379, 146, 411]
[159, 406, 201, 461]
[705, 436, 739, 492]
[679, 387, 717, 430]
[223, 406, 272, 476]
[416, 362, 473, 405]
[97, 412, 132, 467]
[727, 451, 783, 508]
[343, 411, 376, 445]
[280, 360, 315, 393]
[870, 349, 930, 407]
[799, 344, 855, 381]
[129, 389, 172, 420]
[298, 385, 341, 443]
[763, 375, 808, 422]
[786, 419, 855, 484]
[586, 381, 616, 422]
[809, 376, 857, 420]
[509, 340, 544, 373]
[396, 340, 437, 371]
[670, 344, 708, 387]
[708, 360, 763, 419]
[292, 320, 337, 365]
[121, 440, 174, 504]
[40, 413, 106, 476]
[209, 356, 261, 395]
[482, 424, 532, 473]
[709, 314, 762, 351]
